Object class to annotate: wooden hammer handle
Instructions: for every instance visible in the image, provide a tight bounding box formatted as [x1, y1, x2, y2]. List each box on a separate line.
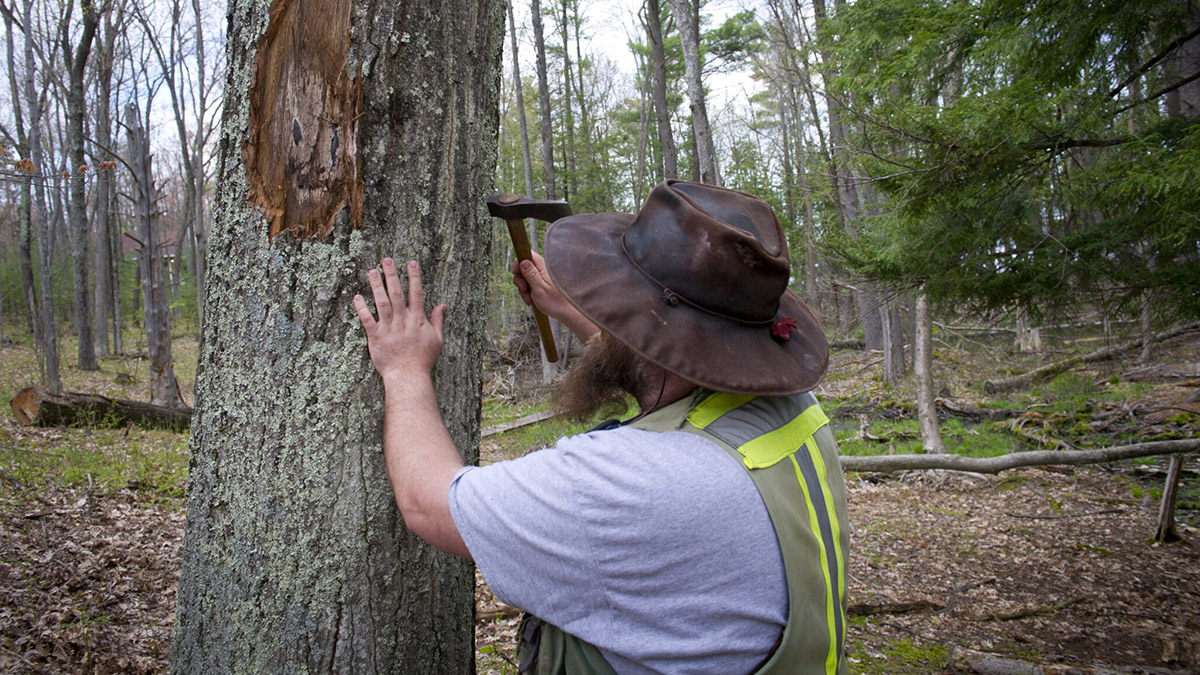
[506, 219, 559, 363]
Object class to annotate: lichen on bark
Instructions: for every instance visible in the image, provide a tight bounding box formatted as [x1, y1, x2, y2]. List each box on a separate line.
[171, 0, 504, 671]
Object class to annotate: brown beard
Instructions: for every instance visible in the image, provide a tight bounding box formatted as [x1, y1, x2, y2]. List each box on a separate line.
[554, 332, 647, 422]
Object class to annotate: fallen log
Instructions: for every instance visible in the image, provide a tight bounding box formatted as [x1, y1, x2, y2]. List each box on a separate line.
[936, 397, 1027, 420]
[11, 387, 192, 432]
[983, 321, 1200, 394]
[481, 410, 557, 437]
[839, 439, 1200, 474]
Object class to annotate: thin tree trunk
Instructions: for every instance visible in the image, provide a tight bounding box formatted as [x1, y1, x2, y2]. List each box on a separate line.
[531, 0, 557, 200]
[668, 0, 720, 185]
[62, 0, 100, 371]
[191, 0, 209, 333]
[1154, 455, 1184, 543]
[559, 0, 576, 201]
[91, 7, 117, 357]
[914, 291, 946, 453]
[4, 7, 37, 341]
[172, 0, 501, 670]
[645, 0, 677, 180]
[25, 0, 60, 391]
[509, 2, 535, 199]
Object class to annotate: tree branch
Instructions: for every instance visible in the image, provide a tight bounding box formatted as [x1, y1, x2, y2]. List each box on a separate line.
[840, 439, 1200, 474]
[1109, 25, 1200, 99]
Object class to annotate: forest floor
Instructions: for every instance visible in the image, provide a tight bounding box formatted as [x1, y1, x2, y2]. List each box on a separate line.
[0, 323, 1197, 674]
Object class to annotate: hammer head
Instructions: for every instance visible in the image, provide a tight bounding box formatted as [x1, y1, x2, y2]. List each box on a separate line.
[486, 193, 573, 223]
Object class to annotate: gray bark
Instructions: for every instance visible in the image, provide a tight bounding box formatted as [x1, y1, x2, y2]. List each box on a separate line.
[841, 439, 1200, 474]
[668, 0, 720, 185]
[171, 0, 502, 671]
[913, 291, 946, 453]
[91, 8, 116, 357]
[644, 0, 677, 179]
[62, 0, 99, 371]
[509, 1, 535, 199]
[531, 0, 557, 200]
[25, 0, 61, 392]
[558, 0, 576, 200]
[3, 7, 37, 341]
[1154, 455, 1184, 542]
[125, 105, 184, 409]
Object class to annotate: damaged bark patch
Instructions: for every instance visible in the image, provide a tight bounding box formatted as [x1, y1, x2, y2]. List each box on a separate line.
[245, 0, 363, 240]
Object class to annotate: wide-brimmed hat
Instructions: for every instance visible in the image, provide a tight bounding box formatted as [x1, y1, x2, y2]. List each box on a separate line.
[544, 180, 828, 396]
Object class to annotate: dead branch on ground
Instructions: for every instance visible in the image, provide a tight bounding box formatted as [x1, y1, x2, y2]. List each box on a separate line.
[839, 439, 1199, 474]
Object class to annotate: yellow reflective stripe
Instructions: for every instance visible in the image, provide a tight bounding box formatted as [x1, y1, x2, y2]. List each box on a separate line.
[805, 438, 846, 667]
[737, 404, 830, 469]
[686, 392, 755, 430]
[789, 453, 839, 675]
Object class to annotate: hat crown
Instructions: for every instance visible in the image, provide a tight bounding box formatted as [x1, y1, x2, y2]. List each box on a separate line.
[623, 181, 791, 324]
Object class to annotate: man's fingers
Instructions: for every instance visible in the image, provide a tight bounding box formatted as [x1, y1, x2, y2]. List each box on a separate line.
[382, 258, 404, 308]
[406, 260, 424, 317]
[368, 268, 391, 323]
[353, 294, 376, 331]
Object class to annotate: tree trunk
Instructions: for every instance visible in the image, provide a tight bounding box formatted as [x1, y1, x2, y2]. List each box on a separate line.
[531, 0, 557, 201]
[668, 0, 720, 185]
[558, 0, 577, 201]
[1154, 454, 1185, 543]
[914, 291, 946, 453]
[171, 0, 501, 671]
[509, 2, 535, 199]
[125, 105, 184, 409]
[25, 0, 61, 392]
[3, 8, 37, 342]
[92, 8, 117, 358]
[1015, 303, 1042, 353]
[840, 439, 1200, 474]
[63, 0, 100, 371]
[12, 386, 192, 432]
[645, 0, 678, 180]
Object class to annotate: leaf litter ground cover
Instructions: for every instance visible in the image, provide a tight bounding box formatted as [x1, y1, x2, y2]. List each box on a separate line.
[0, 330, 1196, 673]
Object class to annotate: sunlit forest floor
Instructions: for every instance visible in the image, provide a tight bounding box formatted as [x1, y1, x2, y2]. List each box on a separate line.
[0, 324, 1196, 673]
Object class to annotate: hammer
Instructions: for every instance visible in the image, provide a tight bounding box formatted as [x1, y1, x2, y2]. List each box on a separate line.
[487, 193, 573, 363]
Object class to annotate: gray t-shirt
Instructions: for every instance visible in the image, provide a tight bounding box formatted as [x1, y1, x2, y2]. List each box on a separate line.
[448, 424, 787, 675]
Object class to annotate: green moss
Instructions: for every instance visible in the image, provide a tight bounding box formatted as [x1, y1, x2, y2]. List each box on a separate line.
[848, 638, 948, 674]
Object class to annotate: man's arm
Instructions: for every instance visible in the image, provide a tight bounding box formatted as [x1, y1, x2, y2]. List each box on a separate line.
[353, 258, 470, 558]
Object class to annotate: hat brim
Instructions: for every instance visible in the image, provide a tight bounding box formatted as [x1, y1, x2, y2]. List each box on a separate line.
[545, 212, 829, 396]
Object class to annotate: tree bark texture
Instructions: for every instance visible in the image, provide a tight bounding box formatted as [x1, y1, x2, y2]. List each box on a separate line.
[171, 0, 503, 672]
[11, 386, 192, 432]
[668, 0, 720, 185]
[1154, 454, 1184, 543]
[92, 11, 116, 357]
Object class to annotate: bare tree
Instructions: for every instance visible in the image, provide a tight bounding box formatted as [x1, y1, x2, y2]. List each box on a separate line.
[913, 290, 945, 453]
[667, 0, 720, 185]
[643, 0, 678, 180]
[531, 0, 557, 201]
[508, 1, 535, 199]
[124, 104, 183, 408]
[59, 0, 99, 371]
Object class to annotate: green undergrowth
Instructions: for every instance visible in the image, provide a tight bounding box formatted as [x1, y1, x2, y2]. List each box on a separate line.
[482, 395, 631, 462]
[0, 425, 189, 502]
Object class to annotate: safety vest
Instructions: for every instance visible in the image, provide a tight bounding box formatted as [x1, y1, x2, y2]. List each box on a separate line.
[518, 389, 850, 675]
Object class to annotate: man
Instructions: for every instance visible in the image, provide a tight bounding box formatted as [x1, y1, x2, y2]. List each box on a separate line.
[354, 181, 849, 674]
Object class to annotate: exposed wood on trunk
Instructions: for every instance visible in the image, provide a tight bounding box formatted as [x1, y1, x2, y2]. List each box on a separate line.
[11, 387, 191, 432]
[839, 439, 1199, 474]
[983, 322, 1200, 394]
[245, 0, 362, 240]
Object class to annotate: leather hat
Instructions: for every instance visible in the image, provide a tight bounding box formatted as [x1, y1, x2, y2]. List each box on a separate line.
[544, 180, 829, 395]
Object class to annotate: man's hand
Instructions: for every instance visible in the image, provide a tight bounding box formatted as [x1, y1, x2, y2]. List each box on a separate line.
[354, 258, 446, 385]
[512, 251, 599, 343]
[352, 257, 468, 558]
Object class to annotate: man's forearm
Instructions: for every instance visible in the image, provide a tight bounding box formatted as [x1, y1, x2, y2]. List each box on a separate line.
[381, 372, 470, 558]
